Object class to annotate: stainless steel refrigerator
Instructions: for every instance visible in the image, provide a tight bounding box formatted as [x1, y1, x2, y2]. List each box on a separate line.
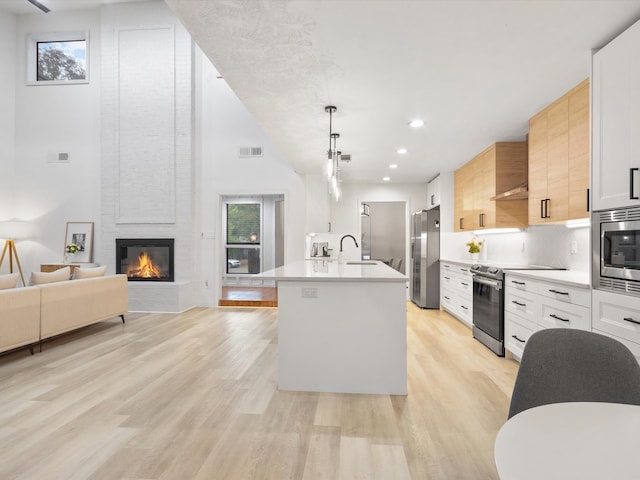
[411, 208, 440, 308]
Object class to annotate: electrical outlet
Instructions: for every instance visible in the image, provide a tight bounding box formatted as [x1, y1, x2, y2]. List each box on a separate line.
[570, 240, 578, 255]
[301, 287, 318, 298]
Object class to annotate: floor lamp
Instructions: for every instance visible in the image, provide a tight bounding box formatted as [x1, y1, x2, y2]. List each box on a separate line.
[0, 239, 26, 287]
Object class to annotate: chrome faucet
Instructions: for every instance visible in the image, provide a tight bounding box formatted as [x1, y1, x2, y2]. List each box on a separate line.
[340, 234, 359, 252]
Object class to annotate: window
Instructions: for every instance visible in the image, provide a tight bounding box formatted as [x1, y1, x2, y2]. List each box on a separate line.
[26, 31, 89, 85]
[225, 203, 261, 274]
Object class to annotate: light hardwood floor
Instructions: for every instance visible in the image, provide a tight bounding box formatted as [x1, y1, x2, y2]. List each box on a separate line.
[0, 303, 518, 479]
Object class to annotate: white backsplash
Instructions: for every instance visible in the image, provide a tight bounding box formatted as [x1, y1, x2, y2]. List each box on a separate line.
[441, 225, 591, 271]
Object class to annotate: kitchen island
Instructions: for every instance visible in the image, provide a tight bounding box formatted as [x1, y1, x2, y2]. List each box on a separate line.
[256, 259, 408, 395]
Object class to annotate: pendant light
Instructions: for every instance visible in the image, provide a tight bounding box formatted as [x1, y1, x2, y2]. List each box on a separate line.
[324, 105, 343, 202]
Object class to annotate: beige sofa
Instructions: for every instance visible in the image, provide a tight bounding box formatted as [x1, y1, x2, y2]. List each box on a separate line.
[0, 274, 128, 355]
[0, 286, 41, 355]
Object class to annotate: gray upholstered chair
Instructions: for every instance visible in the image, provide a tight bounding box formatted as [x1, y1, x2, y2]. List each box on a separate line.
[508, 328, 640, 419]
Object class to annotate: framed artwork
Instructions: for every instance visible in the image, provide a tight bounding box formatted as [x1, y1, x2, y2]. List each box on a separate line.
[64, 222, 94, 263]
[26, 31, 89, 85]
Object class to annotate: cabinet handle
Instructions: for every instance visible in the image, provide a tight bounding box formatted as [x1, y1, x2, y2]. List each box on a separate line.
[444, 295, 450, 300]
[623, 317, 640, 326]
[586, 188, 590, 212]
[328, 222, 332, 233]
[444, 276, 451, 280]
[511, 280, 526, 285]
[630, 168, 639, 200]
[479, 213, 485, 227]
[512, 335, 526, 343]
[459, 217, 464, 230]
[443, 265, 450, 269]
[550, 313, 570, 322]
[461, 305, 468, 310]
[549, 289, 569, 295]
[540, 199, 545, 219]
[512, 300, 526, 307]
[460, 268, 468, 272]
[461, 282, 469, 286]
[431, 194, 435, 206]
[545, 199, 551, 218]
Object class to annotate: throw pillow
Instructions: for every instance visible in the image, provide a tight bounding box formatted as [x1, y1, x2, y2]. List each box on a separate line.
[0, 273, 20, 290]
[73, 265, 107, 279]
[29, 266, 71, 286]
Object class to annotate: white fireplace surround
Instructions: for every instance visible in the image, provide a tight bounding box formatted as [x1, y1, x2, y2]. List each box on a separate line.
[100, 4, 195, 312]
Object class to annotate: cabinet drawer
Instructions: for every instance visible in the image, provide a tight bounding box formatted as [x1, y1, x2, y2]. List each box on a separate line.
[539, 298, 590, 331]
[507, 274, 590, 307]
[441, 288, 456, 310]
[592, 289, 640, 344]
[457, 277, 473, 296]
[505, 315, 536, 359]
[532, 279, 590, 307]
[441, 273, 456, 288]
[505, 290, 539, 323]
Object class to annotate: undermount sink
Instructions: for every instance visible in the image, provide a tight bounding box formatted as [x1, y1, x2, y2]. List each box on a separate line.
[346, 261, 377, 265]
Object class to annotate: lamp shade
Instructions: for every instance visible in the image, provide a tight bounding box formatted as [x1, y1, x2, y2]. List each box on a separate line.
[0, 220, 30, 240]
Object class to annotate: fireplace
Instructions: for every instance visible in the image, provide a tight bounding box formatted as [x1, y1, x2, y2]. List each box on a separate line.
[116, 238, 174, 282]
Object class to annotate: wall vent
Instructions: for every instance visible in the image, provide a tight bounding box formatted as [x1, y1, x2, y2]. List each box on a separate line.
[341, 153, 351, 163]
[597, 206, 640, 222]
[239, 146, 263, 158]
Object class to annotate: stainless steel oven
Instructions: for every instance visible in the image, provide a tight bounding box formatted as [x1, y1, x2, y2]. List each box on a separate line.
[593, 207, 640, 295]
[471, 268, 505, 357]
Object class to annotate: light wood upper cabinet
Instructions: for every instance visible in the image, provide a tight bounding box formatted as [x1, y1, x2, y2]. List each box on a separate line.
[568, 80, 590, 218]
[454, 161, 475, 231]
[528, 79, 589, 224]
[454, 142, 528, 232]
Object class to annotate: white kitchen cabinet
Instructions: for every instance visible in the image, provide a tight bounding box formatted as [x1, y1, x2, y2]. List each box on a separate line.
[592, 19, 640, 211]
[505, 273, 590, 361]
[440, 261, 473, 327]
[426, 175, 441, 209]
[305, 174, 332, 233]
[592, 289, 640, 363]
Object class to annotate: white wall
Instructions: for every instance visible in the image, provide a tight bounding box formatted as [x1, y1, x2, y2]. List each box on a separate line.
[5, 9, 102, 279]
[194, 46, 306, 306]
[0, 10, 16, 225]
[308, 182, 428, 264]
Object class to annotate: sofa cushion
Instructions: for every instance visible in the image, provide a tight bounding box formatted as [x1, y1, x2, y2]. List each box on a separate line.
[0, 273, 20, 290]
[29, 266, 71, 286]
[73, 265, 107, 279]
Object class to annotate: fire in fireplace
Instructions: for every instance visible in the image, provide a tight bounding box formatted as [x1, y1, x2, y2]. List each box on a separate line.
[116, 238, 174, 282]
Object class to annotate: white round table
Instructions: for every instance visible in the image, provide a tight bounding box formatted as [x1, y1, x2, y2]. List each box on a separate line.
[494, 402, 640, 480]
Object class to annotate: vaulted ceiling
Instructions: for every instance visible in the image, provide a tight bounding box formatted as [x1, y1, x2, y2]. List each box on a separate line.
[164, 0, 640, 184]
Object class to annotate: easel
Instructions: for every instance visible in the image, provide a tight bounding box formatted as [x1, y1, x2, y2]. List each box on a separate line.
[0, 240, 25, 286]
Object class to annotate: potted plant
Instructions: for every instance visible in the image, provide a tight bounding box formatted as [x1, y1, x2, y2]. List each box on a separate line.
[466, 235, 483, 260]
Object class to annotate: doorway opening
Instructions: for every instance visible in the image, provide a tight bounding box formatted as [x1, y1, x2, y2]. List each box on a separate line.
[219, 194, 284, 306]
[360, 201, 406, 274]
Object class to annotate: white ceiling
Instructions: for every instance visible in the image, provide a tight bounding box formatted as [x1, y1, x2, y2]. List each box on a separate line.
[4, 0, 640, 185]
[164, 0, 640, 184]
[0, 0, 146, 15]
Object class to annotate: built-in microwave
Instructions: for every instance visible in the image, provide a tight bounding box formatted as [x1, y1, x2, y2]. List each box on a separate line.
[593, 207, 640, 295]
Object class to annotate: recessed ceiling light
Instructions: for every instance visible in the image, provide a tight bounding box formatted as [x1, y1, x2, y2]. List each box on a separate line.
[396, 148, 407, 154]
[389, 164, 398, 169]
[409, 119, 424, 128]
[383, 176, 391, 182]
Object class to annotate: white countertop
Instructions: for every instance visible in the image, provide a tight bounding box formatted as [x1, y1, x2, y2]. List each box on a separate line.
[256, 259, 408, 283]
[506, 269, 590, 288]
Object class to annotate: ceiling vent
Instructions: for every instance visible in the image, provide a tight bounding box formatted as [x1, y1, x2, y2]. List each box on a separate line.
[239, 146, 263, 158]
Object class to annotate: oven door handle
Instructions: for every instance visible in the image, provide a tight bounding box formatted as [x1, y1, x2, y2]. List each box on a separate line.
[473, 275, 502, 290]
